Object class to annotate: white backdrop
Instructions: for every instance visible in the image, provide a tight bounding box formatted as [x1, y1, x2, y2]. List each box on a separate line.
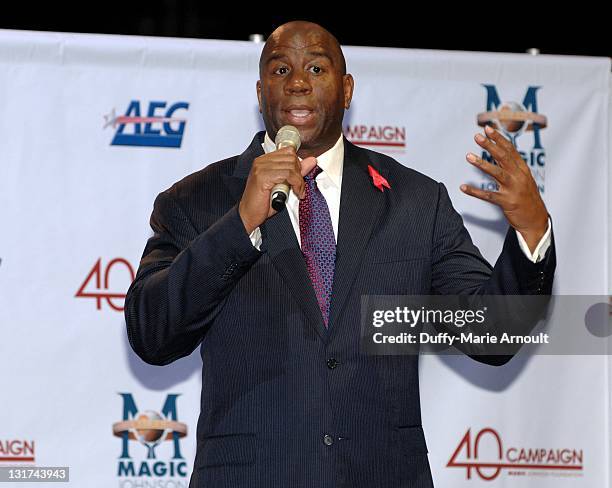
[0, 30, 610, 487]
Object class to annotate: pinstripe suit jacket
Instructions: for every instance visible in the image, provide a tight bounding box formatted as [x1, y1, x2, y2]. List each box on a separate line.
[125, 131, 556, 488]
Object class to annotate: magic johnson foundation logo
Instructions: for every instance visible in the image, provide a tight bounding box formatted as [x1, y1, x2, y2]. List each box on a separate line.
[113, 393, 188, 486]
[75, 258, 135, 312]
[447, 427, 583, 481]
[344, 125, 406, 152]
[104, 100, 189, 148]
[477, 85, 547, 192]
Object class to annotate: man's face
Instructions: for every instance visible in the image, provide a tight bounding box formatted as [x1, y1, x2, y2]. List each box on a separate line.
[257, 26, 353, 154]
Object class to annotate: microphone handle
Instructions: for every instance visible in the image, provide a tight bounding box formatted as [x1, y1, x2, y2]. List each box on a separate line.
[271, 183, 290, 211]
[270, 141, 296, 211]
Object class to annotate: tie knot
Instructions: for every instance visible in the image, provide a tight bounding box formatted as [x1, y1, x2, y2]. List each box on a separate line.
[305, 165, 322, 181]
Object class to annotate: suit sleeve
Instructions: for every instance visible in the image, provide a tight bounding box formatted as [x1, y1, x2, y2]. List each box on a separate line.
[124, 190, 262, 366]
[430, 183, 556, 364]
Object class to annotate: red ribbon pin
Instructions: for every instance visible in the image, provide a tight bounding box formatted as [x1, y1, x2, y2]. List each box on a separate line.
[367, 165, 391, 192]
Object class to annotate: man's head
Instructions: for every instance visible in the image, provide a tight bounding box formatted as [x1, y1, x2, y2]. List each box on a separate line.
[257, 21, 354, 158]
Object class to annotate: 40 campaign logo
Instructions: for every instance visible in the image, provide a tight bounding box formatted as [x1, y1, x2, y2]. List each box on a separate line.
[75, 258, 135, 312]
[447, 427, 583, 481]
[0, 439, 35, 463]
[476, 85, 547, 193]
[113, 393, 188, 485]
[344, 125, 406, 152]
[104, 100, 189, 148]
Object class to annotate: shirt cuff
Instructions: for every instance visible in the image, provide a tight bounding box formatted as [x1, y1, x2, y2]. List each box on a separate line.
[515, 218, 552, 263]
[249, 227, 262, 251]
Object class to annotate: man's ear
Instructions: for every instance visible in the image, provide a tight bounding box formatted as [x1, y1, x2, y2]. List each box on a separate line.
[343, 74, 354, 110]
[256, 80, 262, 113]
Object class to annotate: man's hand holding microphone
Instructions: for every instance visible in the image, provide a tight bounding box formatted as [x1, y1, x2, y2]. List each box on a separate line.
[239, 126, 316, 234]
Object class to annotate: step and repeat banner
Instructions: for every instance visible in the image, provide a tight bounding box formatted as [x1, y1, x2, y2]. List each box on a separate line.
[0, 30, 610, 487]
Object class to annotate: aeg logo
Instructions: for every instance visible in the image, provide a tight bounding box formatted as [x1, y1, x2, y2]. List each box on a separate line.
[104, 100, 189, 148]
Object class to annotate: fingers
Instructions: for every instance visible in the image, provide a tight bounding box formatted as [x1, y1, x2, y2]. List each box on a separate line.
[474, 132, 506, 167]
[474, 126, 518, 169]
[242, 147, 306, 229]
[285, 170, 306, 199]
[300, 156, 318, 177]
[260, 167, 302, 197]
[274, 155, 317, 199]
[466, 152, 507, 185]
[253, 149, 322, 200]
[460, 184, 500, 205]
[484, 125, 514, 152]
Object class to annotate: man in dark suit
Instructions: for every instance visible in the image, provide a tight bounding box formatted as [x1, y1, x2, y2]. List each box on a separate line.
[125, 21, 555, 488]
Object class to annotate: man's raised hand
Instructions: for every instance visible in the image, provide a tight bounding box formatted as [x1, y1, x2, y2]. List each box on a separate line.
[461, 125, 548, 253]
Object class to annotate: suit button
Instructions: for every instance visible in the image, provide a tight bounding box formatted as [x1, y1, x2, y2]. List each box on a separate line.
[327, 358, 339, 369]
[323, 434, 334, 446]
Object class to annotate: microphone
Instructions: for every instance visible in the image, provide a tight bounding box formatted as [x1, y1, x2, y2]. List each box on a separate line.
[271, 125, 301, 211]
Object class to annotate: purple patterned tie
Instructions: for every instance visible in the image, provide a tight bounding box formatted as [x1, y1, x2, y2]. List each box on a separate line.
[299, 163, 336, 328]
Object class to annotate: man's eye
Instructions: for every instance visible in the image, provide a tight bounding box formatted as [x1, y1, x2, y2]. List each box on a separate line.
[274, 66, 289, 75]
[308, 65, 323, 74]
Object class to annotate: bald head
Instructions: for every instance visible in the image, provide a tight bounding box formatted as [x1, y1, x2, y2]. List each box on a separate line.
[259, 21, 346, 77]
[256, 20, 354, 158]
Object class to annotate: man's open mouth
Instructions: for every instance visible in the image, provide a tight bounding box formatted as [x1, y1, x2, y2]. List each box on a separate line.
[284, 107, 315, 125]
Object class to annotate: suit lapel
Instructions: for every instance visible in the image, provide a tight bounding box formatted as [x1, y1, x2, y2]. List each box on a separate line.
[327, 139, 387, 337]
[261, 210, 329, 340]
[222, 132, 328, 341]
[221, 133, 262, 201]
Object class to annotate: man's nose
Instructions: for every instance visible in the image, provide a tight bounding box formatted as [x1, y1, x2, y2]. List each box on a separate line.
[285, 70, 312, 95]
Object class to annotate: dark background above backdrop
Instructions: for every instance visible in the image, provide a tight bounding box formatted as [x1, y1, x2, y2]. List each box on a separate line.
[2, 3, 610, 58]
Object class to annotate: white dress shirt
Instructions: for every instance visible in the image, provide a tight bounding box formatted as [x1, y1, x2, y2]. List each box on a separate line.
[249, 132, 551, 263]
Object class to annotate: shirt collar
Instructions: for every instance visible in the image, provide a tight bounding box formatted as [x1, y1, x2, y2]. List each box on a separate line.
[262, 132, 344, 189]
